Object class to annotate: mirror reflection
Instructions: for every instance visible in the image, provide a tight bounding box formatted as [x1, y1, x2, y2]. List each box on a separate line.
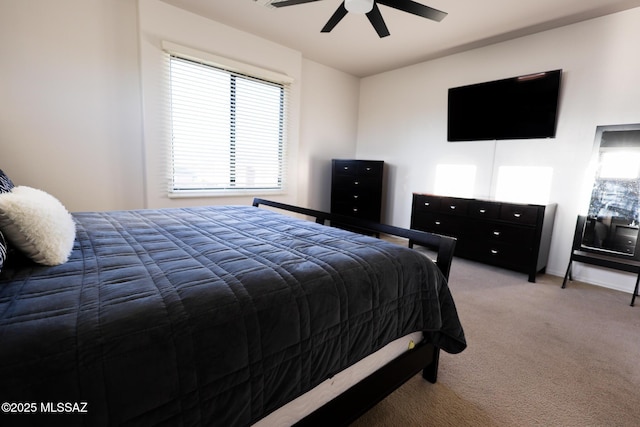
[582, 125, 640, 257]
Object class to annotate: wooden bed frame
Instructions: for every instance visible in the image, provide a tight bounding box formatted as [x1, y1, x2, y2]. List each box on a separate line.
[252, 198, 457, 426]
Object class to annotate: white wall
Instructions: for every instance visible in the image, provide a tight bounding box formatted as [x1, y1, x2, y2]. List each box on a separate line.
[0, 0, 144, 212]
[356, 7, 640, 293]
[298, 59, 360, 211]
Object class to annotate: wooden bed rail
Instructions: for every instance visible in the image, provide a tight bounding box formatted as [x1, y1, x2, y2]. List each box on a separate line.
[252, 198, 457, 280]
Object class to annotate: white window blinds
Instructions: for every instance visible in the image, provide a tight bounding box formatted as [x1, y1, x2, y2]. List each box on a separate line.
[164, 43, 291, 194]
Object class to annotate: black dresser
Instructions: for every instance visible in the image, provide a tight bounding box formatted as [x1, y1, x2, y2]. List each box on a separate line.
[331, 160, 384, 229]
[410, 193, 556, 282]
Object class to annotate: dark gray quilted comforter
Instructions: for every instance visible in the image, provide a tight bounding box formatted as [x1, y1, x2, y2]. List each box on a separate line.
[0, 206, 465, 426]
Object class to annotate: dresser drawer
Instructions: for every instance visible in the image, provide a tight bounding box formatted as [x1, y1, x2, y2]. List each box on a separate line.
[411, 213, 465, 237]
[333, 160, 358, 176]
[500, 204, 539, 225]
[332, 174, 380, 190]
[469, 201, 500, 219]
[471, 241, 533, 270]
[413, 194, 442, 213]
[437, 197, 470, 216]
[357, 161, 383, 177]
[332, 201, 380, 220]
[472, 223, 535, 245]
[332, 191, 380, 205]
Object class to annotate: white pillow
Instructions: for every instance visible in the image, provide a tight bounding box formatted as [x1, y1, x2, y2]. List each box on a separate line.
[0, 186, 76, 266]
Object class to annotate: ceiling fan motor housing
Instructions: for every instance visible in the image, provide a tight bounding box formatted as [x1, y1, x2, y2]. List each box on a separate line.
[345, 0, 374, 14]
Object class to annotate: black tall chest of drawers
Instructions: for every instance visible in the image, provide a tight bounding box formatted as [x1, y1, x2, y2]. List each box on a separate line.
[411, 193, 556, 282]
[331, 160, 384, 228]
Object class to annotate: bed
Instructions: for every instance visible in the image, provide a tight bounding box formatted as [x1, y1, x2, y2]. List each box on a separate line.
[0, 193, 466, 426]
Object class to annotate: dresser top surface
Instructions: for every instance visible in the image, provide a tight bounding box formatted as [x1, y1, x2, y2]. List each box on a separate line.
[412, 193, 556, 208]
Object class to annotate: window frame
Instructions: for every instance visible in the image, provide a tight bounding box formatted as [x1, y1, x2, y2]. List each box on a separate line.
[162, 41, 294, 198]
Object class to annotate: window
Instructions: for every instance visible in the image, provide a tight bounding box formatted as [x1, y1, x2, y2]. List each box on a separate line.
[165, 43, 292, 195]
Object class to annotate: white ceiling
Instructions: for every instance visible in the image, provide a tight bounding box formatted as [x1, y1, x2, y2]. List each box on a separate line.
[160, 0, 640, 77]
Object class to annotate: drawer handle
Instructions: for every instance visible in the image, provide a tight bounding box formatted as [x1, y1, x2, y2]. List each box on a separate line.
[366, 167, 371, 171]
[449, 205, 456, 210]
[424, 202, 430, 206]
[490, 249, 499, 255]
[493, 231, 501, 236]
[353, 195, 359, 199]
[513, 213, 522, 218]
[435, 221, 441, 225]
[353, 208, 358, 212]
[343, 166, 349, 170]
[479, 209, 486, 213]
[354, 181, 359, 185]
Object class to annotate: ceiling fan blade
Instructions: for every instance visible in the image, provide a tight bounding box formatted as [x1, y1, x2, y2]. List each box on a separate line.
[271, 0, 322, 7]
[321, 2, 348, 33]
[376, 0, 447, 22]
[366, 3, 390, 38]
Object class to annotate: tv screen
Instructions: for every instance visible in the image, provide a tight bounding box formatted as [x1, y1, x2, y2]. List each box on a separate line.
[447, 69, 562, 142]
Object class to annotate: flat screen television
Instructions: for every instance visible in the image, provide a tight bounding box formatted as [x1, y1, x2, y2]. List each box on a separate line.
[448, 69, 562, 142]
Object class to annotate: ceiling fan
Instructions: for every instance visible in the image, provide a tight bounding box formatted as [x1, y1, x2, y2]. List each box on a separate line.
[271, 0, 447, 38]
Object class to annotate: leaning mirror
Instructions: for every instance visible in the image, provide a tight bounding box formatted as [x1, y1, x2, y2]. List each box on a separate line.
[581, 123, 640, 259]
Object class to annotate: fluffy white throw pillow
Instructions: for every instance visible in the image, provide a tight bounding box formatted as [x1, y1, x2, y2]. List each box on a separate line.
[0, 186, 76, 266]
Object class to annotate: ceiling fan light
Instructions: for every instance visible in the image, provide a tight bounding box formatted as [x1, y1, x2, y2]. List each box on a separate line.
[345, 0, 374, 14]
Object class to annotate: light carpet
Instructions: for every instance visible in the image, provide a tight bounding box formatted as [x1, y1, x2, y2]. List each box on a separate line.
[351, 254, 640, 426]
